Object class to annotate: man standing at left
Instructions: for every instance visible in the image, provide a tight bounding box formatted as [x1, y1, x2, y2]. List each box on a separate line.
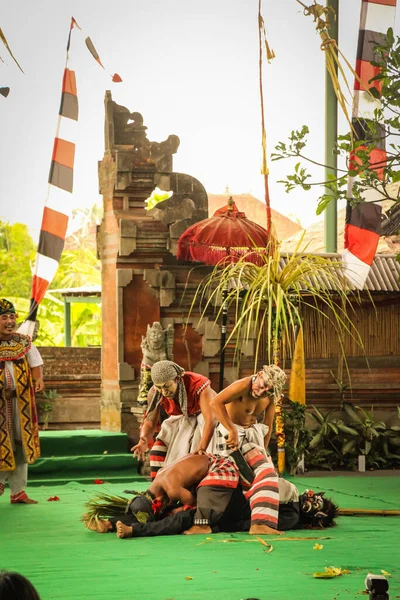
[0, 299, 44, 504]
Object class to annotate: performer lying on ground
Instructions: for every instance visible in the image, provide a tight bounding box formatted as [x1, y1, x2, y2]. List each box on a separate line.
[84, 452, 238, 533]
[131, 361, 217, 479]
[210, 364, 288, 536]
[83, 453, 338, 538]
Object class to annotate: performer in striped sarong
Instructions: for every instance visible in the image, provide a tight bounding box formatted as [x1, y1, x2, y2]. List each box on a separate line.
[209, 364, 287, 535]
[131, 361, 217, 479]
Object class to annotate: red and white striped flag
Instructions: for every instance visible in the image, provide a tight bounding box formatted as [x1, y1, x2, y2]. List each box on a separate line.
[343, 0, 397, 289]
[20, 17, 121, 337]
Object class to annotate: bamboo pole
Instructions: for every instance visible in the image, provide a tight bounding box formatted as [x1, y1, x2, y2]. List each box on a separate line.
[338, 508, 400, 516]
[273, 337, 286, 475]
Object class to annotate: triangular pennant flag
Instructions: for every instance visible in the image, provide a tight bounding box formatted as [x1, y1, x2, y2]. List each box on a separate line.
[84, 36, 122, 81]
[0, 26, 23, 72]
[85, 37, 105, 68]
[71, 17, 82, 30]
[21, 15, 123, 335]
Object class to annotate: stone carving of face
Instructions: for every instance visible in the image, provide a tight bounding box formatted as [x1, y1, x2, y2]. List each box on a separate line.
[148, 327, 164, 350]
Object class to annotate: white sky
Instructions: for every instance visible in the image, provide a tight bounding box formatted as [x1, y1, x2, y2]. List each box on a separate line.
[1, 0, 399, 238]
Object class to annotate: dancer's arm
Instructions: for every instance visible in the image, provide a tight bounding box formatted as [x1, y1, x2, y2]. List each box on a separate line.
[31, 365, 45, 392]
[263, 402, 275, 450]
[132, 510, 195, 537]
[193, 386, 217, 453]
[131, 404, 160, 460]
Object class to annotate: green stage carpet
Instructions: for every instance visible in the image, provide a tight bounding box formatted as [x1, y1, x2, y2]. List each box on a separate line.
[1, 474, 399, 600]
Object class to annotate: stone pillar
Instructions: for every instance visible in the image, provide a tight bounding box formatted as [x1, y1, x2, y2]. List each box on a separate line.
[98, 92, 210, 440]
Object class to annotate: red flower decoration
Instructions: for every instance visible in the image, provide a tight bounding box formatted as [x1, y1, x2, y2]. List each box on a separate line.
[47, 496, 60, 501]
[94, 479, 104, 484]
[151, 498, 163, 514]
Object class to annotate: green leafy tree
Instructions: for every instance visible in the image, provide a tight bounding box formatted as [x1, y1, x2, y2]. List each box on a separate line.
[2, 204, 102, 347]
[0, 220, 36, 297]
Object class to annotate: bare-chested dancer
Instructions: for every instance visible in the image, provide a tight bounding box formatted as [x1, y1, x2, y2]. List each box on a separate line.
[185, 364, 287, 537]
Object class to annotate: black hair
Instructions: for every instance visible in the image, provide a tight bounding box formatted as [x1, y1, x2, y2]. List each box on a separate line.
[0, 571, 41, 600]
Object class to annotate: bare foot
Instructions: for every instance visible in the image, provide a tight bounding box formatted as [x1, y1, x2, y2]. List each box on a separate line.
[184, 525, 212, 535]
[116, 521, 133, 539]
[249, 524, 284, 535]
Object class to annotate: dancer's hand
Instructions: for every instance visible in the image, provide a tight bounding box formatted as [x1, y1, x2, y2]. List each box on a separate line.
[225, 430, 239, 450]
[192, 447, 207, 456]
[131, 438, 148, 461]
[33, 377, 45, 392]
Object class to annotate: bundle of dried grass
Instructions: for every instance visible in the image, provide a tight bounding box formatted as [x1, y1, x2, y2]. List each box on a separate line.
[81, 491, 130, 531]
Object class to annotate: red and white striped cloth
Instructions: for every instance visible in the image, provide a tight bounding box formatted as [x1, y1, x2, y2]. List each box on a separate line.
[343, 0, 397, 289]
[241, 445, 279, 529]
[20, 18, 121, 337]
[197, 454, 239, 489]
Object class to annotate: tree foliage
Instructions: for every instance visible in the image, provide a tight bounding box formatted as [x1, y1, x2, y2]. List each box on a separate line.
[1, 205, 102, 347]
[0, 221, 36, 297]
[271, 29, 400, 222]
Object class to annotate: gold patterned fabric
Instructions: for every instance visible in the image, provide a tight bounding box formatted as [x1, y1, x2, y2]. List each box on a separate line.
[0, 333, 31, 362]
[0, 336, 40, 472]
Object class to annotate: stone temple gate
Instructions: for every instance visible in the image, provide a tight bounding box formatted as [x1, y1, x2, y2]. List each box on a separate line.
[97, 91, 241, 441]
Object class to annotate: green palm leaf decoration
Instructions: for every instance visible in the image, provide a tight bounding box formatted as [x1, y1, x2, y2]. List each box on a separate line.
[194, 237, 363, 365]
[190, 237, 364, 473]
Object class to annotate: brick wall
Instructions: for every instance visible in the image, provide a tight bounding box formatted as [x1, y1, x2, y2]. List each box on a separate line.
[36, 347, 101, 430]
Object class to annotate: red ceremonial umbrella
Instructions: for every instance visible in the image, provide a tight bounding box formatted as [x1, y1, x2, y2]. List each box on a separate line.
[177, 197, 271, 390]
[177, 198, 270, 266]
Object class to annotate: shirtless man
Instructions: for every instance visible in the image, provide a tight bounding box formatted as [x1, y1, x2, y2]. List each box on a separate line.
[211, 365, 286, 453]
[201, 364, 287, 537]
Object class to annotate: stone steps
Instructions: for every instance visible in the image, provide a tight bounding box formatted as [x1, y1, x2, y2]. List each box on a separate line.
[28, 429, 138, 485]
